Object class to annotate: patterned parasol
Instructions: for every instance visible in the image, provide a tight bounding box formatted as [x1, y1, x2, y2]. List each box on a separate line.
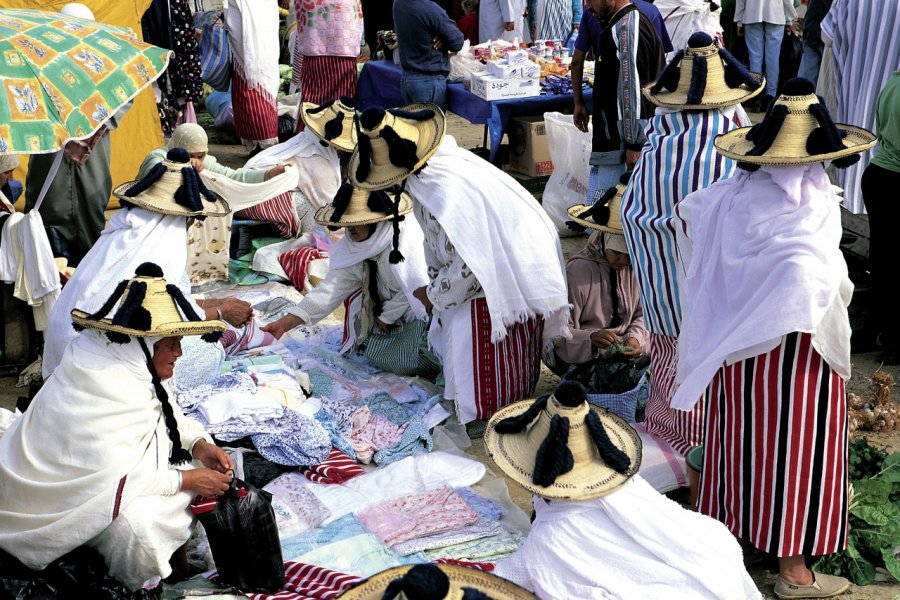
[0, 8, 170, 155]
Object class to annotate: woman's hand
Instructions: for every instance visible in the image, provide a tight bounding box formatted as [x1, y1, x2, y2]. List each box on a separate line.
[589, 329, 619, 350]
[621, 337, 642, 358]
[260, 314, 305, 339]
[192, 439, 234, 473]
[412, 286, 434, 316]
[182, 467, 232, 498]
[374, 317, 391, 333]
[216, 298, 253, 327]
[264, 163, 288, 181]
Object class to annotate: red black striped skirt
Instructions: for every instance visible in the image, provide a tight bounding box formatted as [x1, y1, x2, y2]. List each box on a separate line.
[698, 332, 849, 557]
[231, 63, 278, 143]
[295, 55, 358, 132]
[643, 333, 705, 455]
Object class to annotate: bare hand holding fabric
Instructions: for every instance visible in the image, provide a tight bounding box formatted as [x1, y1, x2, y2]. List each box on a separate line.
[182, 467, 231, 498]
[590, 329, 620, 350]
[192, 439, 234, 473]
[412, 286, 434, 316]
[259, 314, 305, 339]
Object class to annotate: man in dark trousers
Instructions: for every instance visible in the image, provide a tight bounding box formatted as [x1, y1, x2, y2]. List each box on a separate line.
[393, 0, 465, 109]
[571, 0, 664, 205]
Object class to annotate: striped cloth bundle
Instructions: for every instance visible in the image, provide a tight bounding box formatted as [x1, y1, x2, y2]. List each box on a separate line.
[300, 448, 365, 484]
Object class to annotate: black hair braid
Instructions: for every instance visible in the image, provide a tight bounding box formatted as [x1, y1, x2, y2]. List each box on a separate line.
[584, 410, 632, 474]
[138, 338, 192, 465]
[493, 395, 549, 434]
[607, 254, 622, 328]
[365, 260, 384, 318]
[686, 54, 708, 105]
[532, 414, 575, 487]
[649, 50, 684, 94]
[123, 162, 166, 197]
[389, 182, 407, 264]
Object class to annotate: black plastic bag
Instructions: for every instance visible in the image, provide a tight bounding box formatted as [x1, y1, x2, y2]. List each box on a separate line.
[564, 358, 646, 394]
[191, 477, 285, 593]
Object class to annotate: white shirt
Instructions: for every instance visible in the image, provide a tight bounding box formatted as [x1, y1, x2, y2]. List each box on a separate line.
[734, 0, 796, 25]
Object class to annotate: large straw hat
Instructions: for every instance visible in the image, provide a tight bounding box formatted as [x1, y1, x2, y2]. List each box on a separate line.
[337, 563, 537, 600]
[72, 262, 226, 342]
[644, 32, 764, 110]
[566, 181, 627, 235]
[484, 381, 641, 501]
[301, 97, 358, 152]
[349, 104, 446, 190]
[113, 148, 230, 218]
[315, 181, 413, 228]
[714, 78, 876, 166]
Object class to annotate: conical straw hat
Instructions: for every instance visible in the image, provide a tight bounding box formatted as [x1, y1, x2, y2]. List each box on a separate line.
[566, 182, 627, 234]
[337, 563, 538, 600]
[301, 97, 358, 152]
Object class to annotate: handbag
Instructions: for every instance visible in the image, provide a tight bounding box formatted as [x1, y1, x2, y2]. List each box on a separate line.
[196, 11, 232, 92]
[191, 476, 285, 593]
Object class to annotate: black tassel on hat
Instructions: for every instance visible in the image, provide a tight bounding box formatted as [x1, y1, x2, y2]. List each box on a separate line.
[686, 52, 708, 105]
[389, 108, 436, 121]
[718, 45, 760, 90]
[381, 564, 449, 600]
[493, 395, 549, 434]
[533, 414, 575, 487]
[556, 381, 632, 475]
[649, 49, 684, 94]
[577, 186, 617, 226]
[165, 284, 224, 343]
[381, 126, 420, 171]
[738, 102, 789, 171]
[355, 113, 373, 183]
[327, 182, 355, 231]
[121, 147, 191, 198]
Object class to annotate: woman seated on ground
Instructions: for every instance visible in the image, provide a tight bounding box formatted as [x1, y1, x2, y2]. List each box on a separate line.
[547, 182, 648, 377]
[138, 123, 286, 183]
[262, 182, 440, 378]
[0, 264, 233, 590]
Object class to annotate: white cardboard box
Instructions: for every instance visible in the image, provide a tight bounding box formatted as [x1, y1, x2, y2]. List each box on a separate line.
[471, 73, 540, 100]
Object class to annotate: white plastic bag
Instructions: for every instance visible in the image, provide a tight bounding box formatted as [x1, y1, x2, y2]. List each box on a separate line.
[541, 112, 592, 236]
[449, 41, 485, 82]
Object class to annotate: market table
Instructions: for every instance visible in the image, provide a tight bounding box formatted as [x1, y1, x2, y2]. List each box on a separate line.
[357, 60, 592, 164]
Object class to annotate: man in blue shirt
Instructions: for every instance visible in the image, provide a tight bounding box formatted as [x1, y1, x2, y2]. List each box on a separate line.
[393, 0, 466, 109]
[571, 0, 665, 204]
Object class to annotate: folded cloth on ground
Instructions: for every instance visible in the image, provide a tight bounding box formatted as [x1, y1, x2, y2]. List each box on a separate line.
[423, 529, 524, 562]
[392, 520, 504, 555]
[293, 533, 402, 578]
[264, 473, 331, 537]
[372, 418, 432, 466]
[176, 371, 257, 411]
[357, 486, 480, 547]
[281, 514, 367, 560]
[222, 319, 279, 356]
[454, 488, 504, 521]
[313, 409, 357, 461]
[197, 390, 284, 425]
[350, 406, 407, 464]
[300, 448, 365, 484]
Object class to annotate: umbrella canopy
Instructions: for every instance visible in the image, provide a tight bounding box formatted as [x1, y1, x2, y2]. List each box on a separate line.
[0, 8, 170, 155]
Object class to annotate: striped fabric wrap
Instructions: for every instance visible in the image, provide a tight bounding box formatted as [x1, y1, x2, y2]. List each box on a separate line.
[236, 191, 302, 238]
[363, 318, 441, 378]
[232, 63, 279, 143]
[697, 332, 849, 558]
[641, 333, 703, 455]
[469, 298, 544, 421]
[279, 246, 328, 293]
[620, 109, 736, 337]
[295, 56, 358, 132]
[221, 561, 360, 599]
[300, 448, 365, 484]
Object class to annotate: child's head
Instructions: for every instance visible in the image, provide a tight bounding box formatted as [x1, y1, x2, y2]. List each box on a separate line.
[462, 0, 478, 15]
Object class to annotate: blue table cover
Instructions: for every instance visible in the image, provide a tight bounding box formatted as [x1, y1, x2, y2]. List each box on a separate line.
[357, 60, 592, 164]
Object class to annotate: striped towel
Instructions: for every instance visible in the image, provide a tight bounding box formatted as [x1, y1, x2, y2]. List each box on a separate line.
[300, 448, 364, 484]
[213, 561, 360, 599]
[222, 319, 278, 357]
[236, 192, 301, 238]
[434, 558, 496, 572]
[279, 246, 327, 293]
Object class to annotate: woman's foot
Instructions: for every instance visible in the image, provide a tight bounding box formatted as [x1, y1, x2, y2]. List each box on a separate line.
[773, 571, 850, 598]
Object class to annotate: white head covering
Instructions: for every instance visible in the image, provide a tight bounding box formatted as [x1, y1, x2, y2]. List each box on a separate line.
[42, 207, 198, 378]
[60, 3, 95, 20]
[604, 232, 629, 254]
[168, 123, 209, 154]
[0, 154, 19, 173]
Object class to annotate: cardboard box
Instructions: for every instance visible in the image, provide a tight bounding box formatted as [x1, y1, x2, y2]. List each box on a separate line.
[471, 73, 540, 100]
[507, 116, 553, 177]
[485, 60, 520, 79]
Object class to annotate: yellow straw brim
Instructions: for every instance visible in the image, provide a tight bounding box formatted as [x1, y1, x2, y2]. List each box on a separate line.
[484, 399, 642, 501]
[314, 193, 414, 227]
[714, 123, 877, 165]
[349, 103, 446, 190]
[113, 181, 230, 218]
[336, 564, 538, 600]
[301, 101, 358, 153]
[643, 72, 765, 109]
[71, 309, 227, 338]
[566, 204, 623, 234]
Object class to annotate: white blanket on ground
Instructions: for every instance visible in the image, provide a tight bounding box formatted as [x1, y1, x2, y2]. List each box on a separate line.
[404, 135, 569, 347]
[672, 164, 852, 410]
[42, 207, 195, 378]
[0, 332, 208, 572]
[494, 475, 761, 600]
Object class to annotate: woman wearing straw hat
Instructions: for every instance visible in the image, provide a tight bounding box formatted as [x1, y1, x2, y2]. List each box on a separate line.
[41, 148, 247, 379]
[338, 562, 536, 599]
[672, 78, 876, 598]
[618, 32, 760, 457]
[0, 263, 233, 590]
[486, 380, 760, 599]
[261, 182, 440, 378]
[548, 180, 648, 379]
[350, 104, 570, 424]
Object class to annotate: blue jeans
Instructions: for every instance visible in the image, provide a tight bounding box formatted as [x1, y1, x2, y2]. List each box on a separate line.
[400, 73, 448, 110]
[743, 22, 784, 97]
[796, 40, 823, 87]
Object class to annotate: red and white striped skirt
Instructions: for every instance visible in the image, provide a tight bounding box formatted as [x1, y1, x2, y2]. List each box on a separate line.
[231, 64, 278, 143]
[643, 333, 705, 455]
[295, 55, 358, 132]
[438, 297, 543, 423]
[698, 332, 849, 557]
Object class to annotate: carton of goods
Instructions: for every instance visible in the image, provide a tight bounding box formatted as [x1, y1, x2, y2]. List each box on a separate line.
[508, 115, 553, 177]
[506, 49, 530, 65]
[486, 60, 520, 79]
[471, 73, 540, 100]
